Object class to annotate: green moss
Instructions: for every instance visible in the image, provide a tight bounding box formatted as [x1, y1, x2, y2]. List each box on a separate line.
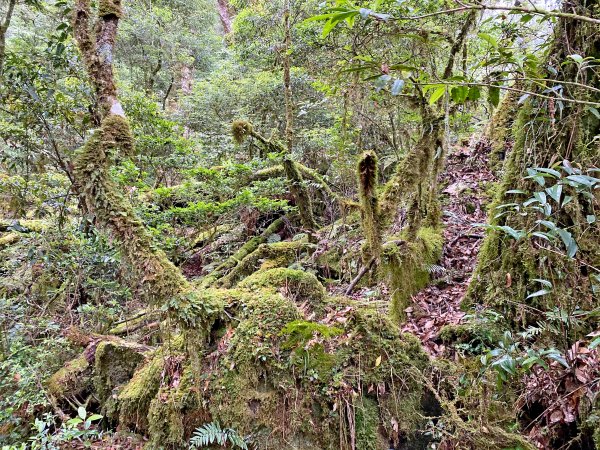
[279, 320, 343, 380]
[108, 311, 154, 335]
[101, 114, 133, 155]
[0, 219, 48, 233]
[485, 86, 520, 171]
[355, 397, 384, 450]
[219, 239, 312, 288]
[231, 120, 253, 144]
[238, 268, 326, 306]
[382, 227, 443, 322]
[73, 114, 222, 329]
[118, 350, 164, 431]
[209, 292, 302, 435]
[111, 294, 431, 449]
[146, 389, 185, 449]
[47, 355, 91, 398]
[98, 0, 123, 18]
[0, 233, 20, 248]
[252, 165, 285, 181]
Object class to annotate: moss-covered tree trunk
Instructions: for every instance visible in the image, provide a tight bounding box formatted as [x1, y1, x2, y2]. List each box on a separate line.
[0, 0, 16, 76]
[466, 0, 600, 323]
[358, 151, 383, 261]
[71, 0, 207, 323]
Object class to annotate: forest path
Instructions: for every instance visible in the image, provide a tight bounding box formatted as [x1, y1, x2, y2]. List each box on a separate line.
[401, 139, 496, 356]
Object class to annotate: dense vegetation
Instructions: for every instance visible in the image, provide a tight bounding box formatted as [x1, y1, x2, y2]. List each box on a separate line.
[0, 0, 598, 449]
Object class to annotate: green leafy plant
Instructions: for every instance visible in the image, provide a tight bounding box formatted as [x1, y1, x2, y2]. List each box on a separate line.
[3, 409, 103, 450]
[481, 331, 567, 384]
[189, 422, 248, 449]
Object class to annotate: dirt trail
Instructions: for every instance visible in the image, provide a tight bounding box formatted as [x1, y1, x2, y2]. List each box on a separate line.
[402, 139, 496, 356]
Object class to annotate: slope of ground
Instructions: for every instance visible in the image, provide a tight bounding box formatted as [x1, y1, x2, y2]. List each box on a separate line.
[401, 138, 496, 356]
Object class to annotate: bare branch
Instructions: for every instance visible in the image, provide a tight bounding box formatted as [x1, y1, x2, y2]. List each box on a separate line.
[392, 3, 600, 25]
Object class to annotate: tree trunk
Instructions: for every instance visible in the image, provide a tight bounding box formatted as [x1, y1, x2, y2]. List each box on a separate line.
[0, 0, 17, 76]
[71, 0, 206, 323]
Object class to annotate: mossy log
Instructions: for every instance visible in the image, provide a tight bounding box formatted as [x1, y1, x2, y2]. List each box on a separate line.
[47, 354, 93, 400]
[0, 232, 20, 249]
[0, 219, 48, 233]
[48, 336, 151, 415]
[200, 217, 285, 287]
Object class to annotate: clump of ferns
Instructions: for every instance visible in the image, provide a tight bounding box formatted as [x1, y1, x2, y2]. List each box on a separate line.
[189, 422, 249, 449]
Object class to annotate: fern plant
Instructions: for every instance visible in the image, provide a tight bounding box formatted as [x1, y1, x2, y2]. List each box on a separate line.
[189, 422, 248, 449]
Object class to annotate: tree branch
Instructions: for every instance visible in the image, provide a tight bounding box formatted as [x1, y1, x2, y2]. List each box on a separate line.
[392, 3, 600, 25]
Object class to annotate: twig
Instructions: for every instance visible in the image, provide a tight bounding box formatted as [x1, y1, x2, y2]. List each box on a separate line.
[345, 257, 377, 295]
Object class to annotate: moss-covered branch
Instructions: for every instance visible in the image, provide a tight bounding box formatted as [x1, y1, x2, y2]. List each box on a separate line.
[232, 120, 318, 231]
[283, 157, 318, 231]
[71, 1, 220, 329]
[200, 217, 285, 287]
[380, 103, 444, 234]
[218, 240, 314, 288]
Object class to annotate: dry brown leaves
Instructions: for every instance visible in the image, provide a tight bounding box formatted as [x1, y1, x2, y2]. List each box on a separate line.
[519, 341, 600, 448]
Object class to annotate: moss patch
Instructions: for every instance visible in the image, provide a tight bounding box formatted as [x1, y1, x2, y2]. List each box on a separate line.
[118, 350, 164, 431]
[238, 268, 326, 307]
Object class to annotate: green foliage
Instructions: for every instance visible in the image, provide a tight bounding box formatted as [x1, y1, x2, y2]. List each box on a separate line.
[2, 409, 102, 450]
[189, 422, 248, 449]
[477, 325, 579, 390]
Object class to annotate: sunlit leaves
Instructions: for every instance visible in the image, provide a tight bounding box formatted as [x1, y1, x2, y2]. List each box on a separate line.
[428, 85, 446, 104]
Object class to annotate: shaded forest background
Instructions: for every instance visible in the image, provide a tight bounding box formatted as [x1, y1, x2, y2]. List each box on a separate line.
[0, 0, 599, 449]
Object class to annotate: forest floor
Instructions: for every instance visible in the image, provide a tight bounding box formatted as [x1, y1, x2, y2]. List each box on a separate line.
[401, 137, 496, 356]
